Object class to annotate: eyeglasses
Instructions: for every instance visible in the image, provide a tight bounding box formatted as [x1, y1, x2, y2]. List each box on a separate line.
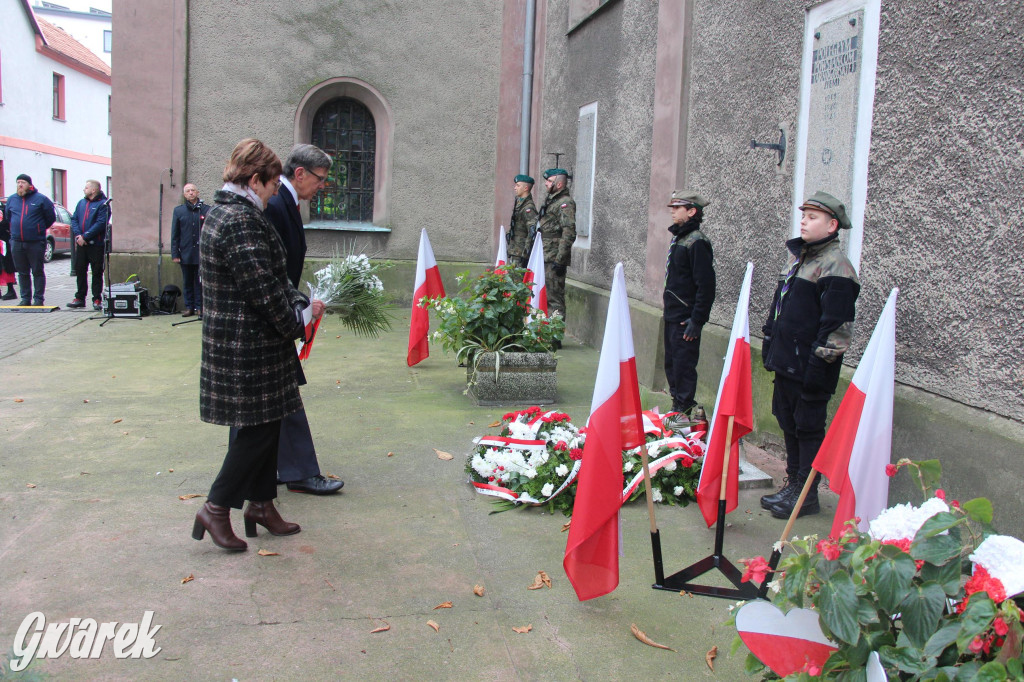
[304, 168, 328, 184]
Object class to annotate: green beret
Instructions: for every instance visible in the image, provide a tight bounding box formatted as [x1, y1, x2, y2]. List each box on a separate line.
[543, 168, 568, 179]
[799, 191, 851, 230]
[514, 174, 535, 185]
[667, 190, 709, 209]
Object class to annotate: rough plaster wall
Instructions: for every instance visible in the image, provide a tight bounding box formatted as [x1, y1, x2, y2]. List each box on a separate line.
[540, 0, 658, 297]
[686, 0, 1024, 422]
[185, 0, 504, 262]
[863, 1, 1024, 421]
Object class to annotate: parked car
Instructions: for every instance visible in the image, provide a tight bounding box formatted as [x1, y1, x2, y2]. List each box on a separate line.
[44, 204, 73, 262]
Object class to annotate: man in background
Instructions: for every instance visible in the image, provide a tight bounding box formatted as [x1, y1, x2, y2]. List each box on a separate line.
[170, 183, 209, 316]
[68, 180, 110, 311]
[5, 174, 55, 306]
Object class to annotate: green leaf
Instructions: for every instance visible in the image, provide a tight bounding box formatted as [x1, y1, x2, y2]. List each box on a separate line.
[835, 669, 868, 682]
[923, 622, 961, 658]
[855, 599, 881, 626]
[742, 652, 765, 675]
[920, 555, 963, 595]
[898, 582, 948, 648]
[957, 594, 998, 651]
[816, 570, 861, 644]
[1005, 658, 1023, 678]
[783, 555, 810, 608]
[972, 661, 1009, 682]
[915, 459, 943, 491]
[962, 498, 994, 525]
[953, 661, 982, 679]
[878, 644, 932, 674]
[912, 534, 963, 566]
[917, 512, 963, 539]
[873, 550, 917, 612]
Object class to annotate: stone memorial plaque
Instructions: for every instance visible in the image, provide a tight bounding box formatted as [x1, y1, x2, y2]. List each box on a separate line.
[803, 10, 864, 213]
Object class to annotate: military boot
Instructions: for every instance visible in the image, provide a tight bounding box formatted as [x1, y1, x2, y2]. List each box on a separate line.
[769, 478, 820, 519]
[760, 477, 797, 510]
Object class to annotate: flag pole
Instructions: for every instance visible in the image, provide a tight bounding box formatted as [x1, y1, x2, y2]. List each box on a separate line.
[712, 415, 736, 556]
[757, 474, 817, 598]
[638, 441, 665, 584]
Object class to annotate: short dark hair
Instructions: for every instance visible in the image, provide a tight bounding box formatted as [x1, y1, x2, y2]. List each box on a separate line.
[222, 138, 282, 187]
[282, 144, 333, 180]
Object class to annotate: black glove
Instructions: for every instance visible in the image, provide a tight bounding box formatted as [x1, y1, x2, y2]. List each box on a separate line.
[518, 256, 529, 269]
[761, 335, 771, 367]
[683, 319, 702, 339]
[551, 263, 567, 277]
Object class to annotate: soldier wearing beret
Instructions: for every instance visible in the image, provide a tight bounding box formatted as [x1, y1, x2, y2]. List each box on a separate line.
[538, 168, 576, 322]
[760, 191, 860, 519]
[662, 190, 716, 416]
[507, 174, 537, 268]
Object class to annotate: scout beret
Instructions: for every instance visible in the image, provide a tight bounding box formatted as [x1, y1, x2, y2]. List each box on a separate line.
[514, 174, 535, 185]
[543, 168, 568, 179]
[16, 174, 32, 185]
[667, 190, 709, 209]
[799, 191, 851, 230]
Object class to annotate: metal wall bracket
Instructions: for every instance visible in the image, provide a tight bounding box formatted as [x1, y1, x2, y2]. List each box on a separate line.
[750, 129, 786, 166]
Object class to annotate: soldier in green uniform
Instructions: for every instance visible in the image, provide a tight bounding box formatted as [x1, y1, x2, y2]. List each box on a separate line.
[538, 168, 576, 321]
[507, 174, 537, 268]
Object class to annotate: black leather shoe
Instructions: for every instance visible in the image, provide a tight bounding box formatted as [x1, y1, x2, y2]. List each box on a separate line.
[286, 475, 344, 495]
[760, 477, 797, 510]
[1, 289, 16, 300]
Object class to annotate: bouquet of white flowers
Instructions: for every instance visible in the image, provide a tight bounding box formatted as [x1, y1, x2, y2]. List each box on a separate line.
[307, 251, 394, 337]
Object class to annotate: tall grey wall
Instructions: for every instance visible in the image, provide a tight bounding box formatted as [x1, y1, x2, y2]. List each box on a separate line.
[538, 0, 658, 298]
[184, 0, 505, 262]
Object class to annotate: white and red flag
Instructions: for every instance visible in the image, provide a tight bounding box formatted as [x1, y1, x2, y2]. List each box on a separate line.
[523, 232, 547, 315]
[406, 228, 445, 367]
[563, 263, 644, 601]
[696, 262, 755, 527]
[297, 305, 320, 361]
[813, 288, 898, 539]
[495, 225, 508, 267]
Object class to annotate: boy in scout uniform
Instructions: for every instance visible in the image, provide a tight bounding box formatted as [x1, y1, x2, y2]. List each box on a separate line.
[662, 190, 716, 416]
[507, 174, 537, 268]
[538, 168, 576, 321]
[760, 191, 860, 519]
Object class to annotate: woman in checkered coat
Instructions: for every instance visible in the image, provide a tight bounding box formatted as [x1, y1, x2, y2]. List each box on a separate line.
[191, 139, 324, 551]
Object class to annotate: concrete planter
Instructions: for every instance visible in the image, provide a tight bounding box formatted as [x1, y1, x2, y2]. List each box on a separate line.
[467, 351, 557, 406]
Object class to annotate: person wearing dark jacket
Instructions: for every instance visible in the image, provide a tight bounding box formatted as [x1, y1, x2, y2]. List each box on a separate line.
[260, 143, 343, 496]
[760, 191, 860, 520]
[662, 190, 716, 415]
[191, 138, 324, 552]
[5, 174, 56, 306]
[67, 180, 109, 310]
[170, 183, 209, 316]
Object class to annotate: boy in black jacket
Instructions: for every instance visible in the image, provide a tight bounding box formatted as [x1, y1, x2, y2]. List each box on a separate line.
[760, 191, 860, 518]
[662, 190, 716, 416]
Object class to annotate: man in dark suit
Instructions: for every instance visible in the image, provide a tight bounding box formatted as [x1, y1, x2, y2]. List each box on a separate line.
[170, 183, 209, 316]
[264, 144, 343, 495]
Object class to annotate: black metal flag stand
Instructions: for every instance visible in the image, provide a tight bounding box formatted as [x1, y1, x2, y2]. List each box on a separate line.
[649, 416, 760, 600]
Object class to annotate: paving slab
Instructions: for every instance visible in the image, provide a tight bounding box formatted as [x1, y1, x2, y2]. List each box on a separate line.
[0, 297, 837, 680]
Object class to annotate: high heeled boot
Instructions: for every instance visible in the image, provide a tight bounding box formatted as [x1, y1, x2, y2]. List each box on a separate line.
[243, 500, 301, 537]
[192, 501, 248, 551]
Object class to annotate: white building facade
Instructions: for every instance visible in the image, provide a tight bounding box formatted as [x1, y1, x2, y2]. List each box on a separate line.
[32, 0, 113, 68]
[1, 0, 112, 209]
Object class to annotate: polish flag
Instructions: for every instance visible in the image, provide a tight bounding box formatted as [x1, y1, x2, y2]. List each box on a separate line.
[696, 262, 754, 527]
[813, 288, 898, 539]
[564, 263, 644, 601]
[407, 229, 446, 366]
[495, 225, 508, 267]
[297, 305, 321, 361]
[523, 232, 547, 314]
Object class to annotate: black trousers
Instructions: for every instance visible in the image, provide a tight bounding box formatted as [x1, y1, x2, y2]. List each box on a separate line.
[179, 263, 201, 310]
[663, 319, 700, 409]
[74, 242, 105, 302]
[229, 408, 321, 483]
[208, 420, 281, 509]
[771, 376, 828, 482]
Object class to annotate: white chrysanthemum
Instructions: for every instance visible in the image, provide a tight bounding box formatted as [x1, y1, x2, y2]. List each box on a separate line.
[555, 464, 569, 477]
[652, 489, 663, 502]
[970, 535, 1024, 598]
[524, 468, 537, 479]
[623, 461, 634, 473]
[673, 486, 684, 497]
[508, 422, 534, 440]
[541, 482, 554, 498]
[663, 460, 677, 472]
[868, 497, 949, 542]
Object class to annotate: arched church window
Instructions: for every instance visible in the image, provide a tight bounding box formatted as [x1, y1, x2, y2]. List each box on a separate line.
[310, 97, 376, 223]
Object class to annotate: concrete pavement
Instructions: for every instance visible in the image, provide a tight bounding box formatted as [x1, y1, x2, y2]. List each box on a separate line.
[0, 282, 836, 680]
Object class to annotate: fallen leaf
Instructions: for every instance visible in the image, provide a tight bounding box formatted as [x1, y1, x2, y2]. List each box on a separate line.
[26, 483, 36, 489]
[631, 623, 674, 651]
[706, 645, 718, 670]
[324, 579, 336, 590]
[257, 549, 280, 556]
[488, 420, 501, 428]
[745, 508, 751, 514]
[181, 574, 194, 584]
[336, 335, 341, 339]
[433, 601, 453, 610]
[527, 570, 552, 590]
[178, 493, 204, 500]
[113, 418, 123, 424]
[122, 431, 128, 435]
[434, 449, 454, 461]
[426, 620, 440, 633]
[83, 399, 89, 403]
[370, 622, 391, 634]
[473, 585, 485, 597]
[468, 421, 475, 425]
[561, 521, 571, 532]
[336, 380, 341, 384]
[387, 452, 394, 457]
[168, 468, 174, 473]
[13, 398, 24, 403]
[679, 590, 694, 599]
[512, 624, 532, 634]
[325, 473, 341, 480]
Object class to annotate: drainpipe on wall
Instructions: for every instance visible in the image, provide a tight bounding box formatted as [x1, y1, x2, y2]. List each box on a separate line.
[519, 0, 536, 174]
